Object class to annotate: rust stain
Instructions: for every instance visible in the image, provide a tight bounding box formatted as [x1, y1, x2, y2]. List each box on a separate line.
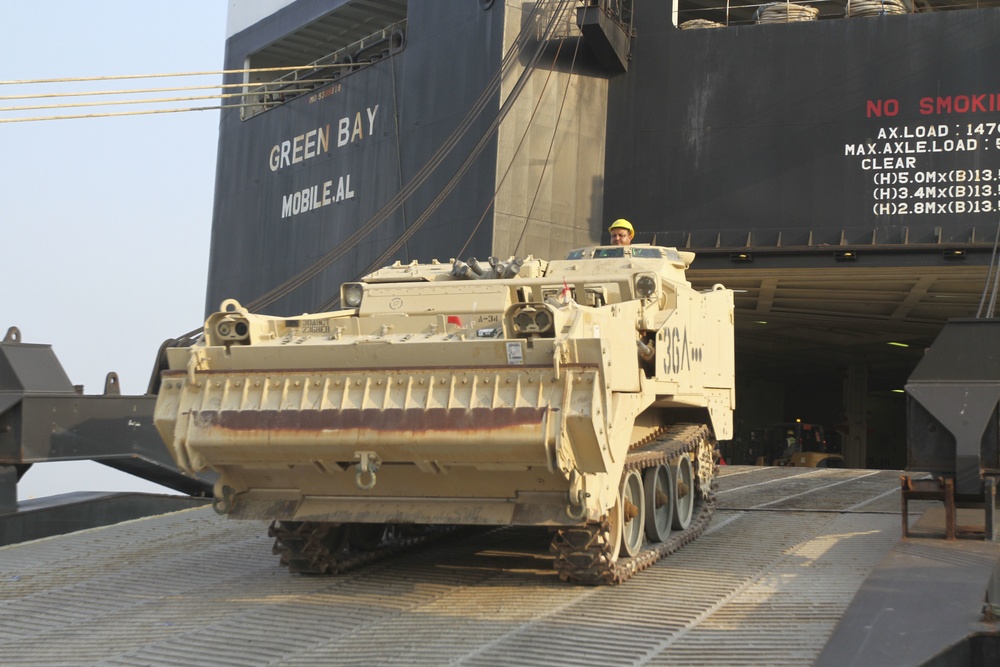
[197, 406, 547, 432]
[162, 362, 599, 377]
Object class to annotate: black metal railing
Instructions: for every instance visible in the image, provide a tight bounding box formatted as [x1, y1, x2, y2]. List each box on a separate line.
[241, 20, 406, 120]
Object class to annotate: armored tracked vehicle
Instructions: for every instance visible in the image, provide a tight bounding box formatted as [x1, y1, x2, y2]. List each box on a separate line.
[154, 244, 735, 583]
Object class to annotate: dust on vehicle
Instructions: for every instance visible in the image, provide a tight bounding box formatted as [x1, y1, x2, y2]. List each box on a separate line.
[154, 244, 735, 583]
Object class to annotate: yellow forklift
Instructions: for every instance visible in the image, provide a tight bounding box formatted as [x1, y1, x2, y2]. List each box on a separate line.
[756, 421, 846, 468]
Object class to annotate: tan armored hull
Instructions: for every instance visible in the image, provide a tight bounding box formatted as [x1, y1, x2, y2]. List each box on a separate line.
[154, 245, 735, 582]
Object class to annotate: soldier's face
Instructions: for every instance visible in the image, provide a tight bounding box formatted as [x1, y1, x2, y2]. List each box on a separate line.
[610, 229, 631, 245]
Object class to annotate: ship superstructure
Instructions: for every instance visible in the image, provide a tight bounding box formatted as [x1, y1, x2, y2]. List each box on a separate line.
[210, 0, 1000, 468]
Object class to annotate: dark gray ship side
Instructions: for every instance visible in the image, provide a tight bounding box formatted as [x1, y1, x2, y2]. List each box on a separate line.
[209, 0, 608, 317]
[207, 0, 1000, 469]
[2, 4, 998, 663]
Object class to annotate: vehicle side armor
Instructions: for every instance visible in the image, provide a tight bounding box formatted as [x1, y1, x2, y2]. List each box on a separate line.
[154, 244, 735, 583]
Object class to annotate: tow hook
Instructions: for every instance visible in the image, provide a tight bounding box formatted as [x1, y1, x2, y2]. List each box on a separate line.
[565, 470, 589, 520]
[213, 485, 237, 515]
[355, 451, 382, 490]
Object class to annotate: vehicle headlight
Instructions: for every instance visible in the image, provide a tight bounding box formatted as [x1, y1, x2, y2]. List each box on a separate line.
[342, 283, 364, 308]
[510, 305, 554, 335]
[215, 316, 249, 341]
[634, 274, 657, 299]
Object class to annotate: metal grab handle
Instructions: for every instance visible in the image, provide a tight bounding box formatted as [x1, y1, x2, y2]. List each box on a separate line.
[553, 340, 567, 380]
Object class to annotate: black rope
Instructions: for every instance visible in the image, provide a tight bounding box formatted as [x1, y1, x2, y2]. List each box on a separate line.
[976, 218, 1000, 318]
[170, 1, 560, 336]
[315, 0, 574, 311]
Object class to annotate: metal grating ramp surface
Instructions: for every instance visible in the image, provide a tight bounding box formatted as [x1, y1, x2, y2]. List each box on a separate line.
[0, 467, 934, 666]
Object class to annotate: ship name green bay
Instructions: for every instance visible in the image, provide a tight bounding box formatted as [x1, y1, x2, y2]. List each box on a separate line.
[271, 105, 380, 219]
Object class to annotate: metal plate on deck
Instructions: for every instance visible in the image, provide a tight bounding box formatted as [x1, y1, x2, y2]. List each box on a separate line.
[0, 467, 959, 666]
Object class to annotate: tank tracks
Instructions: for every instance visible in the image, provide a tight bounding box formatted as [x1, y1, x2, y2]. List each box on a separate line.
[268, 521, 459, 575]
[550, 423, 717, 585]
[269, 423, 716, 584]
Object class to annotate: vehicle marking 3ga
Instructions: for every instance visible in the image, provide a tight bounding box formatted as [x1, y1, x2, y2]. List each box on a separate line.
[662, 326, 691, 374]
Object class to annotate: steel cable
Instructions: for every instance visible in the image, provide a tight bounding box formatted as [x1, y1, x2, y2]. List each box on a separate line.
[169, 0, 563, 337]
[512, 31, 583, 257]
[375, 4, 575, 270]
[316, 0, 574, 311]
[454, 35, 573, 263]
[0, 66, 343, 123]
[247, 0, 569, 315]
[975, 219, 1000, 318]
[987, 223, 1000, 318]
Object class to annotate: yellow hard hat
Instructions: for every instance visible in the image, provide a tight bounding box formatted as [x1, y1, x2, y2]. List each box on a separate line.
[608, 218, 634, 236]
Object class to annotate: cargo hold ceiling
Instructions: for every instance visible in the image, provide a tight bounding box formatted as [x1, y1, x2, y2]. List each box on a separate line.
[686, 261, 994, 388]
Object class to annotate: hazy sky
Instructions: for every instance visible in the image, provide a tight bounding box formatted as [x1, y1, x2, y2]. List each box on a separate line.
[3, 2, 229, 499]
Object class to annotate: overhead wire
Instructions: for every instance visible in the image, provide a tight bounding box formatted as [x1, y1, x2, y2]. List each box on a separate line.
[0, 65, 329, 87]
[0, 80, 264, 101]
[167, 0, 558, 339]
[1, 105, 234, 124]
[2, 1, 575, 340]
[238, 34, 530, 311]
[325, 0, 574, 299]
[512, 30, 583, 257]
[388, 44, 410, 261]
[315, 0, 575, 312]
[0, 65, 350, 123]
[976, 219, 1000, 318]
[987, 222, 1000, 318]
[246, 0, 568, 317]
[455, 36, 570, 262]
[3, 90, 256, 114]
[453, 14, 584, 263]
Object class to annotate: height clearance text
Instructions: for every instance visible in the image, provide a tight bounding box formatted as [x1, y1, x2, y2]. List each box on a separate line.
[845, 115, 1000, 217]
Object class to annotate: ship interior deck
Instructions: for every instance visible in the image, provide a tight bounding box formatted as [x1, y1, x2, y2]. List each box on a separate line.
[688, 259, 993, 389]
[685, 249, 996, 470]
